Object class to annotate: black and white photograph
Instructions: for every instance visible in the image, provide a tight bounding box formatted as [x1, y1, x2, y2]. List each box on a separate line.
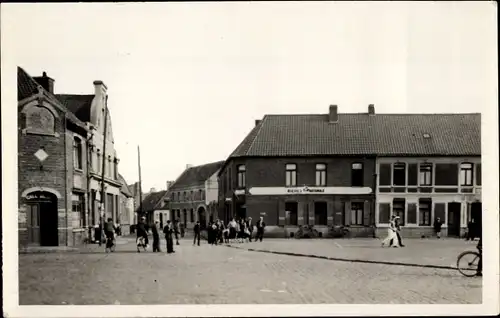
[1, 2, 498, 317]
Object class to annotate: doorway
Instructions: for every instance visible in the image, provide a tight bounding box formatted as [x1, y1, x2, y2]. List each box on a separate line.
[26, 191, 58, 246]
[447, 202, 461, 237]
[285, 202, 298, 226]
[198, 206, 207, 229]
[470, 202, 482, 234]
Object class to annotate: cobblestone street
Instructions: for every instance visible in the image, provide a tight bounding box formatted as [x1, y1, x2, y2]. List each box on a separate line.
[18, 237, 481, 305]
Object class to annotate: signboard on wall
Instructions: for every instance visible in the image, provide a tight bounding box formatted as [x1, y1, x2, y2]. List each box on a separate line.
[248, 186, 372, 196]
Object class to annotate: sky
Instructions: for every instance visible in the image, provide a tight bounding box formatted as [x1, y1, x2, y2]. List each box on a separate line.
[2, 2, 497, 192]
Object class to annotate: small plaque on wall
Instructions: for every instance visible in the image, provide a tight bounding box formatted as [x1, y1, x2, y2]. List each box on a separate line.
[19, 212, 27, 224]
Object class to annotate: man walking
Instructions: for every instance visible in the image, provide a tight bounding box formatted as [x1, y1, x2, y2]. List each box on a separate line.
[151, 221, 161, 252]
[246, 217, 254, 242]
[173, 219, 180, 245]
[193, 220, 201, 246]
[434, 217, 443, 239]
[163, 220, 175, 254]
[256, 216, 266, 242]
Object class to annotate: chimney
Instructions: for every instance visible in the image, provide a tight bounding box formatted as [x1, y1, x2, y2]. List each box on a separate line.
[329, 105, 338, 123]
[368, 104, 375, 116]
[33, 72, 55, 94]
[255, 119, 262, 126]
[93, 80, 108, 100]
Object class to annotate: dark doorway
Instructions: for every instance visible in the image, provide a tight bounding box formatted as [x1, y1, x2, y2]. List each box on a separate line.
[236, 204, 246, 220]
[314, 201, 328, 225]
[159, 213, 164, 229]
[447, 202, 461, 237]
[285, 202, 298, 226]
[26, 191, 58, 246]
[198, 207, 207, 229]
[470, 202, 482, 233]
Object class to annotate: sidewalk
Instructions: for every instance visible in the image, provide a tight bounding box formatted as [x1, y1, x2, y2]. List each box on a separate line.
[227, 238, 478, 269]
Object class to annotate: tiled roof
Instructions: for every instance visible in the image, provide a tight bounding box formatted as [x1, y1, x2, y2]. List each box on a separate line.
[118, 174, 133, 197]
[169, 161, 225, 191]
[55, 94, 95, 122]
[138, 190, 168, 212]
[18, 67, 40, 101]
[229, 113, 481, 158]
[17, 67, 88, 131]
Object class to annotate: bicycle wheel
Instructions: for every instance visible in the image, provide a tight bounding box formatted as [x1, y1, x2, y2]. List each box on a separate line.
[457, 251, 480, 277]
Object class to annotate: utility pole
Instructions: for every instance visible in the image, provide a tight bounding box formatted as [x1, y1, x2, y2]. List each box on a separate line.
[138, 145, 144, 222]
[99, 99, 109, 246]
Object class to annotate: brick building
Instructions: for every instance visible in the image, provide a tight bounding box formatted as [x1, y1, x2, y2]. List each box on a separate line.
[17, 67, 123, 247]
[168, 161, 225, 230]
[218, 105, 377, 238]
[218, 104, 481, 238]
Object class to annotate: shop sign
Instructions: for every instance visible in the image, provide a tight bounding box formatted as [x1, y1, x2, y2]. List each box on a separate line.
[248, 186, 372, 196]
[25, 193, 51, 200]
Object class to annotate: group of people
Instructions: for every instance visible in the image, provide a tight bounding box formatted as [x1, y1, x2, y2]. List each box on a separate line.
[205, 216, 266, 245]
[381, 215, 405, 248]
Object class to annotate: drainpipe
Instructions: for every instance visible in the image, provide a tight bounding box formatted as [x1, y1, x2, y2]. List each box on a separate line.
[86, 130, 94, 241]
[64, 114, 69, 246]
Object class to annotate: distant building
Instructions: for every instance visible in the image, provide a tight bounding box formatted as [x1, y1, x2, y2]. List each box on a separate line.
[137, 191, 169, 228]
[118, 174, 134, 235]
[168, 161, 225, 230]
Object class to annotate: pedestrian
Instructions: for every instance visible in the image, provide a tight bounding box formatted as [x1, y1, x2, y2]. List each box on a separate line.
[180, 222, 185, 238]
[476, 237, 482, 277]
[228, 218, 237, 242]
[381, 216, 399, 247]
[163, 220, 175, 253]
[466, 219, 476, 241]
[246, 217, 254, 242]
[173, 219, 180, 245]
[104, 218, 117, 252]
[390, 216, 405, 247]
[151, 221, 161, 252]
[218, 220, 225, 244]
[210, 221, 218, 245]
[256, 216, 266, 242]
[434, 217, 443, 239]
[136, 216, 149, 248]
[193, 220, 201, 246]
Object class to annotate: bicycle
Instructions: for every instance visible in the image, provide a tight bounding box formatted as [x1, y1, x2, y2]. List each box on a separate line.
[456, 250, 481, 277]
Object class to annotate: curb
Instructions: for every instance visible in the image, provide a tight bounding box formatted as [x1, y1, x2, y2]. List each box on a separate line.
[225, 244, 457, 271]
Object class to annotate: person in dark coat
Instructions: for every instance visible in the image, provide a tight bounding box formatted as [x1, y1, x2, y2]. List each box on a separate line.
[256, 216, 266, 242]
[151, 221, 161, 252]
[218, 220, 225, 244]
[246, 217, 254, 242]
[163, 220, 175, 253]
[210, 222, 219, 245]
[136, 216, 149, 247]
[434, 217, 443, 239]
[466, 219, 477, 240]
[193, 220, 201, 246]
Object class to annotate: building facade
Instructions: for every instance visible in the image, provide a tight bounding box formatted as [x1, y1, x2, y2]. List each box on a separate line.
[137, 190, 169, 228]
[118, 174, 134, 235]
[168, 161, 225, 230]
[17, 67, 124, 248]
[218, 105, 481, 238]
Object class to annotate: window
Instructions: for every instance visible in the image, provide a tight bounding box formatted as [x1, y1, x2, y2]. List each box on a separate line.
[200, 189, 205, 201]
[237, 165, 246, 188]
[408, 164, 418, 186]
[88, 149, 93, 170]
[418, 199, 432, 226]
[114, 160, 118, 180]
[183, 209, 187, 225]
[379, 164, 391, 186]
[419, 164, 432, 186]
[351, 163, 364, 187]
[351, 202, 364, 225]
[392, 199, 405, 225]
[106, 193, 114, 220]
[435, 164, 459, 186]
[407, 203, 417, 224]
[315, 164, 326, 186]
[190, 209, 194, 222]
[378, 203, 391, 223]
[460, 163, 474, 186]
[73, 137, 83, 170]
[314, 201, 328, 225]
[393, 163, 406, 186]
[183, 192, 186, 201]
[72, 193, 85, 228]
[285, 202, 298, 225]
[190, 191, 194, 202]
[285, 164, 297, 187]
[97, 153, 101, 173]
[476, 163, 481, 186]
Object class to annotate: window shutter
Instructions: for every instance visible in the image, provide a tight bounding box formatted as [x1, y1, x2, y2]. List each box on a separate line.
[327, 202, 334, 226]
[308, 202, 315, 225]
[298, 203, 305, 225]
[434, 203, 446, 223]
[344, 201, 351, 225]
[363, 201, 371, 226]
[278, 201, 285, 226]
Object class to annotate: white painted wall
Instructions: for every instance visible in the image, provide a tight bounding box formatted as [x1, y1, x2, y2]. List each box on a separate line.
[205, 170, 219, 205]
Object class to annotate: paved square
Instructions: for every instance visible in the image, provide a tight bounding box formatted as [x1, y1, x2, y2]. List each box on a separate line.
[18, 238, 481, 305]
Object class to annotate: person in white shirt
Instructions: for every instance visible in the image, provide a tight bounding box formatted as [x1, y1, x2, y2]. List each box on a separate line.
[381, 215, 400, 248]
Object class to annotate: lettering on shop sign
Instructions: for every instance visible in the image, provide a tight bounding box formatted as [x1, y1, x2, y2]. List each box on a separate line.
[286, 186, 325, 194]
[26, 193, 51, 200]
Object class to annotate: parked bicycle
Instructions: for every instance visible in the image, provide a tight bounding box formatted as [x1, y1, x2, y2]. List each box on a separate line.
[328, 225, 350, 238]
[295, 225, 319, 239]
[456, 249, 481, 277]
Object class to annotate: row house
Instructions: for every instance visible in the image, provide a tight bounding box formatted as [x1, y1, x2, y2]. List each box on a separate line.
[218, 104, 481, 238]
[168, 161, 225, 230]
[17, 67, 124, 248]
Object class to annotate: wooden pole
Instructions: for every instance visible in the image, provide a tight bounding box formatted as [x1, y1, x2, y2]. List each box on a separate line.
[99, 98, 108, 246]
